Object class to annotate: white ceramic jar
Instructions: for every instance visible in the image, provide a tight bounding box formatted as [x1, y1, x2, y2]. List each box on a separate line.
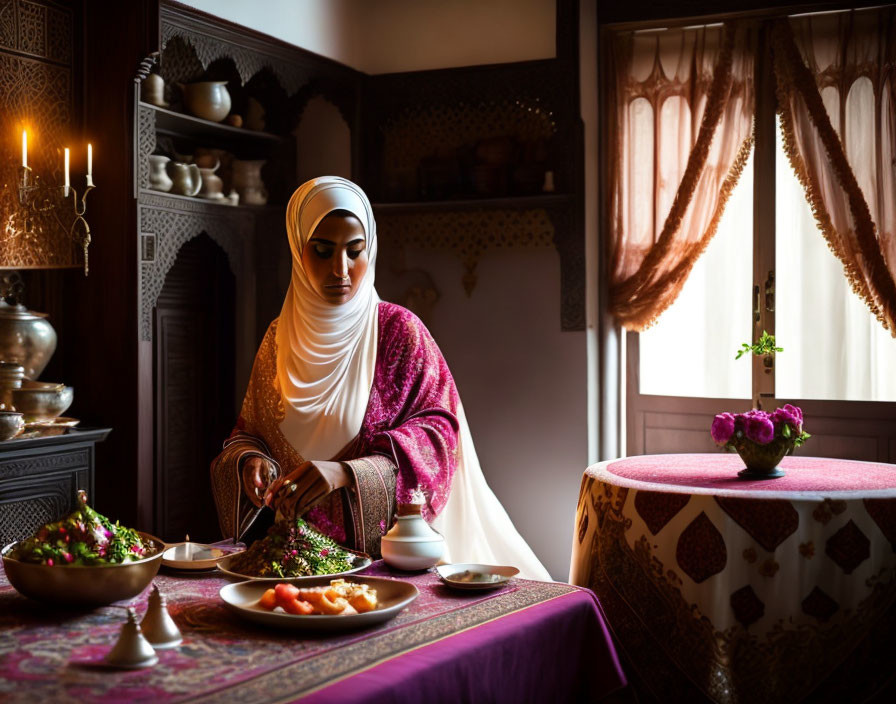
[380, 505, 445, 571]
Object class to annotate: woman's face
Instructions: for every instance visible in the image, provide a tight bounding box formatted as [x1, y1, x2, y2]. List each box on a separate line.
[301, 212, 368, 305]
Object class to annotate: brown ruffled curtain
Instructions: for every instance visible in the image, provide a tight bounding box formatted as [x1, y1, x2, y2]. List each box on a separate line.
[608, 21, 756, 331]
[773, 8, 896, 336]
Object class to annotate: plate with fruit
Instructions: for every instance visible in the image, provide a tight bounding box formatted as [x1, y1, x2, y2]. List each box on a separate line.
[220, 576, 418, 631]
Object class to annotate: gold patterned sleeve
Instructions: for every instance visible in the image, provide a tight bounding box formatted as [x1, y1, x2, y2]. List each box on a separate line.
[342, 455, 398, 558]
[210, 322, 284, 541]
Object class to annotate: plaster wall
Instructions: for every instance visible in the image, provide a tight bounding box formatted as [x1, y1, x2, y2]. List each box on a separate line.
[176, 0, 555, 73]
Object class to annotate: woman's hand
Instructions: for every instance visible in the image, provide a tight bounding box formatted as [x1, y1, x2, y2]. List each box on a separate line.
[241, 456, 277, 508]
[264, 461, 350, 518]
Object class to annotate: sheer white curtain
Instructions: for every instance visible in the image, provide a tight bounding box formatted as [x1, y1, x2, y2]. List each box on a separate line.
[639, 151, 752, 399]
[776, 122, 896, 401]
[641, 125, 896, 402]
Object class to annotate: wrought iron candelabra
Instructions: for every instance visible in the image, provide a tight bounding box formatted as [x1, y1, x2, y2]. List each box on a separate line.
[16, 164, 94, 275]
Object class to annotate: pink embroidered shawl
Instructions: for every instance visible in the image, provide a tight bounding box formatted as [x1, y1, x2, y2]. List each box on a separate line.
[210, 302, 459, 557]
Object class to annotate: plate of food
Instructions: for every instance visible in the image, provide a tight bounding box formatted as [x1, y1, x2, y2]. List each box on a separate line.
[217, 517, 371, 582]
[435, 563, 519, 591]
[220, 576, 418, 631]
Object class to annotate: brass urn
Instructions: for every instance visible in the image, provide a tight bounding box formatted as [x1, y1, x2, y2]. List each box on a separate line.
[0, 300, 57, 380]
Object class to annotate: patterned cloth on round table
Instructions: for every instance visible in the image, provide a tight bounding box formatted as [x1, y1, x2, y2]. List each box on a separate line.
[569, 453, 896, 704]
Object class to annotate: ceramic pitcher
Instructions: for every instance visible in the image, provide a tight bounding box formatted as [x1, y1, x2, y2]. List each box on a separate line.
[231, 159, 268, 205]
[198, 160, 224, 200]
[167, 161, 201, 197]
[148, 155, 173, 192]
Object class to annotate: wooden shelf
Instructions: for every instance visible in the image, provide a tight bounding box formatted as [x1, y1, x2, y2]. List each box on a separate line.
[138, 188, 281, 212]
[372, 193, 574, 214]
[140, 101, 283, 145]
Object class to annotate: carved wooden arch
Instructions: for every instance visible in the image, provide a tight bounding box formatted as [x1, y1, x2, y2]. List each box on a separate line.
[137, 195, 252, 341]
[159, 24, 310, 96]
[290, 79, 355, 134]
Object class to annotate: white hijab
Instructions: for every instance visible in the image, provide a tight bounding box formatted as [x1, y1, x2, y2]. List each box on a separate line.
[276, 176, 380, 461]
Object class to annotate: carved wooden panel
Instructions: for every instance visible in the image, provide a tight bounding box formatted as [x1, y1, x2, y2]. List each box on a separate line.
[0, 491, 65, 545]
[0, 0, 76, 268]
[0, 448, 88, 480]
[137, 195, 251, 341]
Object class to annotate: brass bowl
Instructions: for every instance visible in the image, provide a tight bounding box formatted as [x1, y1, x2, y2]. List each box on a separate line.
[1, 532, 164, 606]
[0, 410, 24, 441]
[11, 383, 73, 422]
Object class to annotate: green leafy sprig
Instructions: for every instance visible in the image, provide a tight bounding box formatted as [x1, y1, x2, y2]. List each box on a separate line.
[736, 330, 783, 360]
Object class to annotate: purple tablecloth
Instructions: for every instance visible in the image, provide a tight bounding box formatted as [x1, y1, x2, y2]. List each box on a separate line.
[0, 560, 625, 703]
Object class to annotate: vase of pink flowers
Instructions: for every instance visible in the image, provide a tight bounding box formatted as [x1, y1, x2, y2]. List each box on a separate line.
[711, 405, 810, 479]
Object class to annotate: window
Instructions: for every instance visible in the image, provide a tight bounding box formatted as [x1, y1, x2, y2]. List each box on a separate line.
[619, 9, 896, 459]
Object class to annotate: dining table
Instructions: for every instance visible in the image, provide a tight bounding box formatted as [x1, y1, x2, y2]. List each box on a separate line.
[0, 559, 626, 703]
[569, 453, 896, 704]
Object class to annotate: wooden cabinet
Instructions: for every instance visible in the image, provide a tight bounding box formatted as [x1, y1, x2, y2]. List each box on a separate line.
[131, 1, 361, 540]
[0, 428, 110, 546]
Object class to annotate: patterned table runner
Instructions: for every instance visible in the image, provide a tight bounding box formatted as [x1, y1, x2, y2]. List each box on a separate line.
[0, 561, 579, 702]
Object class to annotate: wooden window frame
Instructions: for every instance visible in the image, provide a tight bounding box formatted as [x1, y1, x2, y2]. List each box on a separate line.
[600, 5, 896, 462]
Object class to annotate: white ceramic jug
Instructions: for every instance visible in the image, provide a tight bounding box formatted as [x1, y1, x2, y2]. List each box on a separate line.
[198, 160, 224, 200]
[148, 155, 173, 192]
[167, 161, 201, 197]
[380, 504, 445, 571]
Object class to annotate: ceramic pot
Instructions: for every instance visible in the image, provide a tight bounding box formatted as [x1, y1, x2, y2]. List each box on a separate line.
[380, 505, 445, 571]
[141, 73, 168, 108]
[180, 81, 231, 123]
[0, 301, 57, 380]
[231, 159, 268, 205]
[148, 155, 173, 192]
[167, 162, 202, 197]
[734, 436, 795, 479]
[198, 161, 224, 200]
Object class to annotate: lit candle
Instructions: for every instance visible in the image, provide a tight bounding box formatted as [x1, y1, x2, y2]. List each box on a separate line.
[22, 130, 27, 168]
[87, 143, 93, 187]
[64, 147, 70, 196]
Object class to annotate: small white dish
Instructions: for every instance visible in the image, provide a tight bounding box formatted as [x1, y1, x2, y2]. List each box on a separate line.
[435, 563, 519, 591]
[219, 575, 418, 631]
[162, 542, 240, 571]
[216, 550, 372, 582]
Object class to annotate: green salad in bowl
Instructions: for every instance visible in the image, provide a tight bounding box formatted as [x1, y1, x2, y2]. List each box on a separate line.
[9, 490, 152, 566]
[3, 490, 163, 605]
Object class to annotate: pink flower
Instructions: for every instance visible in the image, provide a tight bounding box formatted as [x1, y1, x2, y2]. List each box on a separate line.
[744, 414, 775, 444]
[63, 552, 73, 563]
[711, 413, 736, 445]
[320, 549, 329, 557]
[46, 558, 54, 566]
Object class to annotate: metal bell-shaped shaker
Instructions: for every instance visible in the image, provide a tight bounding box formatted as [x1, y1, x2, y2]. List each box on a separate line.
[105, 607, 159, 668]
[140, 584, 183, 649]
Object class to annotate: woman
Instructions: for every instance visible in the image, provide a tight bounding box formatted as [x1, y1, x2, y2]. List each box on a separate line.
[210, 176, 549, 580]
